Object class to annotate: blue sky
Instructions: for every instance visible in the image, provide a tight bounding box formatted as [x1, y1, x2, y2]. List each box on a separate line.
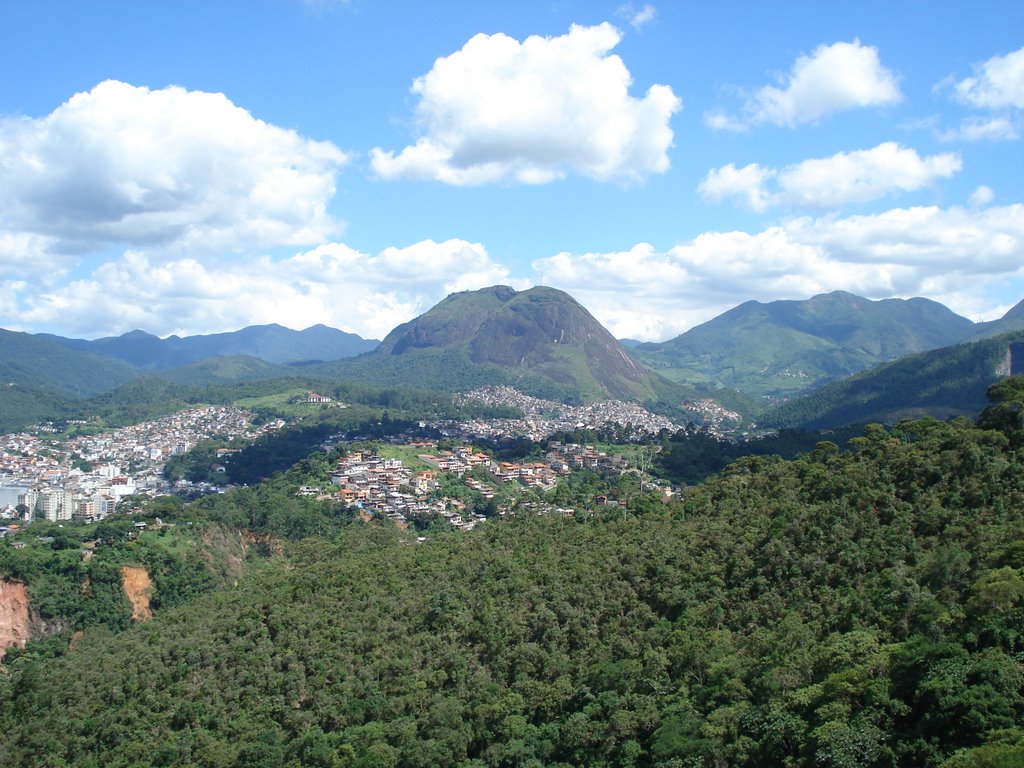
[2, 0, 1023, 341]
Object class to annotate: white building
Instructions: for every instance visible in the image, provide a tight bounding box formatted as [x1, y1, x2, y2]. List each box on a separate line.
[36, 488, 71, 522]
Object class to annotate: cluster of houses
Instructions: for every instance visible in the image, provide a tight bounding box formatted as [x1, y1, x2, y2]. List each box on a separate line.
[416, 446, 560, 491]
[545, 442, 630, 473]
[451, 386, 682, 441]
[320, 449, 485, 531]
[296, 441, 640, 533]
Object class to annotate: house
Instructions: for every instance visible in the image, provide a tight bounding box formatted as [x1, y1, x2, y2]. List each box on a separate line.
[301, 392, 333, 404]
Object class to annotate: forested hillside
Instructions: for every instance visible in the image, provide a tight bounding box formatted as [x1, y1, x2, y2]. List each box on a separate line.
[763, 330, 1024, 430]
[2, 382, 1023, 766]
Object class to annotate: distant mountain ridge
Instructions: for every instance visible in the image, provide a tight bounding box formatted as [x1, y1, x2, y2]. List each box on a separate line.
[631, 291, 978, 399]
[4, 288, 1024, 434]
[39, 323, 378, 369]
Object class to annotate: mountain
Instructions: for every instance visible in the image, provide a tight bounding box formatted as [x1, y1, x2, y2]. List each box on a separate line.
[0, 328, 141, 397]
[631, 291, 976, 400]
[42, 323, 378, 369]
[761, 329, 1024, 429]
[323, 285, 661, 402]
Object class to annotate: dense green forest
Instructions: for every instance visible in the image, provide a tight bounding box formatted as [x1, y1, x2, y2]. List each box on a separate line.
[1, 381, 1023, 766]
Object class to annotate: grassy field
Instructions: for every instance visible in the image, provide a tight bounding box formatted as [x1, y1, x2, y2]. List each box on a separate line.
[232, 389, 352, 418]
[372, 443, 438, 472]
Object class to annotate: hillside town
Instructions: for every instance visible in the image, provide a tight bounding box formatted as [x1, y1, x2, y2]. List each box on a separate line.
[0, 407, 283, 525]
[302, 439, 644, 532]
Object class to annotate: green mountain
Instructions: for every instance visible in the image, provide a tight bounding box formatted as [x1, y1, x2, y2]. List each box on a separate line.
[632, 291, 976, 400]
[41, 323, 378, 369]
[320, 285, 662, 402]
[762, 329, 1024, 429]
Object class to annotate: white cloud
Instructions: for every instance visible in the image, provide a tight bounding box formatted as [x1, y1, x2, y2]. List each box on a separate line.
[705, 39, 901, 131]
[936, 47, 1024, 143]
[951, 46, 1024, 109]
[11, 240, 523, 341]
[699, 143, 960, 211]
[533, 204, 1024, 340]
[969, 185, 995, 207]
[0, 232, 64, 284]
[937, 116, 1020, 142]
[0, 80, 348, 266]
[698, 163, 776, 212]
[7, 206, 1024, 344]
[370, 23, 681, 184]
[616, 3, 657, 30]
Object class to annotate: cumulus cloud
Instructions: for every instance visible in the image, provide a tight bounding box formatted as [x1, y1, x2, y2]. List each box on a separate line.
[698, 162, 776, 212]
[950, 45, 1024, 109]
[0, 232, 64, 284]
[11, 240, 522, 341]
[705, 39, 901, 131]
[0, 80, 348, 266]
[533, 204, 1024, 340]
[370, 23, 681, 184]
[699, 143, 960, 212]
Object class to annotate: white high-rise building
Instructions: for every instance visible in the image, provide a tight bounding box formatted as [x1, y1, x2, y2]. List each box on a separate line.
[37, 488, 71, 522]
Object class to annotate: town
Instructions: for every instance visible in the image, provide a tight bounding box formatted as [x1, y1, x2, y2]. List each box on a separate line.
[0, 388, 680, 532]
[0, 407, 284, 525]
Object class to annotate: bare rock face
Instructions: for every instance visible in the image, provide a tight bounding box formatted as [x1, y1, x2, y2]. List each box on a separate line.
[121, 565, 153, 621]
[0, 580, 31, 660]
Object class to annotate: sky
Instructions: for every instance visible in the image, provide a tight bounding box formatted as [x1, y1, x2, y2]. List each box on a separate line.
[1, 1, 1023, 343]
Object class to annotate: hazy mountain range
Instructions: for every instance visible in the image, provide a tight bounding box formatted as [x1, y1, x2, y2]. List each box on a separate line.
[3, 286, 1024, 433]
[39, 323, 378, 370]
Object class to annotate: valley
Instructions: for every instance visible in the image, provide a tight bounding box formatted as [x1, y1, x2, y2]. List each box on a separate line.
[2, 286, 1024, 767]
